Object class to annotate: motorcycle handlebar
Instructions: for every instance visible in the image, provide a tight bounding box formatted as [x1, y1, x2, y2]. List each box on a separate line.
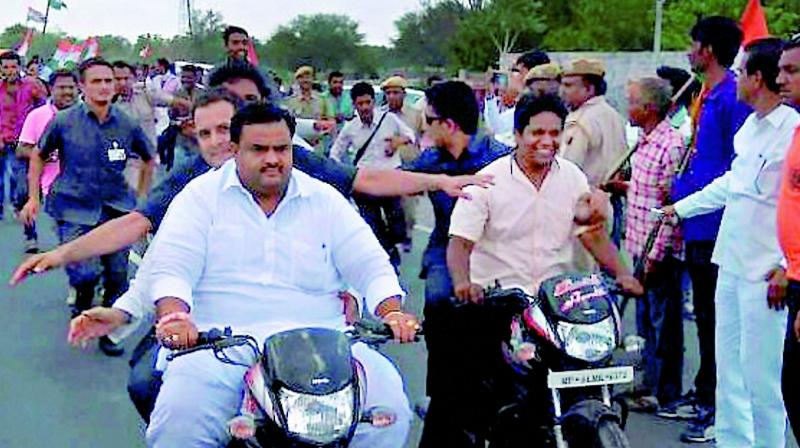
[167, 321, 424, 362]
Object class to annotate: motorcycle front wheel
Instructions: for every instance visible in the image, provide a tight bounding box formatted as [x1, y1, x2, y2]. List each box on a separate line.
[594, 419, 631, 448]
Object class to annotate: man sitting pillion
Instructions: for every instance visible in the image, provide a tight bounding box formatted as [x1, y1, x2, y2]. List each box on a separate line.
[120, 104, 420, 447]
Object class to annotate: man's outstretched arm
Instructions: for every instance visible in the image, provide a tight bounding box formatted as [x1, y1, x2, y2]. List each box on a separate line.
[354, 168, 493, 199]
[10, 212, 152, 285]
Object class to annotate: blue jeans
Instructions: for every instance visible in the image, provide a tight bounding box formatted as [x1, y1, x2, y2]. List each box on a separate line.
[8, 150, 37, 240]
[56, 209, 129, 310]
[0, 145, 11, 214]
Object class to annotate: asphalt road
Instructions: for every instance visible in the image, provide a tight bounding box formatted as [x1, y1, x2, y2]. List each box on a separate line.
[0, 206, 797, 448]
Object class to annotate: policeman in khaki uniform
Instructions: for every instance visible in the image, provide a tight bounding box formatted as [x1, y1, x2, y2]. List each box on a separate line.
[524, 62, 562, 97]
[381, 75, 425, 251]
[559, 58, 627, 186]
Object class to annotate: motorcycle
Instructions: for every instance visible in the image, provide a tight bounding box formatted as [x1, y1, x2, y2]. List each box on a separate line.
[166, 321, 411, 448]
[464, 272, 633, 448]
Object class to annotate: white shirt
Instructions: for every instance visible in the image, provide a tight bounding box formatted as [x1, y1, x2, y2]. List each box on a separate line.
[675, 104, 800, 281]
[146, 160, 404, 340]
[449, 155, 591, 294]
[330, 109, 415, 169]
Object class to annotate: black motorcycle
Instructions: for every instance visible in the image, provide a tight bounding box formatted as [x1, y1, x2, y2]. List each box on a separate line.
[166, 322, 408, 448]
[464, 272, 633, 448]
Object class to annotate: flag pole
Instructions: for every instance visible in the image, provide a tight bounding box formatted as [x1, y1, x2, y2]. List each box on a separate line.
[42, 0, 51, 34]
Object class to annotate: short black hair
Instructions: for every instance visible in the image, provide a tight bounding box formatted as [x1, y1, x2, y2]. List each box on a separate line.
[0, 51, 21, 64]
[426, 75, 444, 87]
[78, 57, 114, 80]
[156, 58, 171, 69]
[111, 60, 136, 73]
[208, 61, 271, 100]
[26, 56, 40, 68]
[181, 64, 199, 74]
[744, 37, 786, 94]
[690, 16, 743, 68]
[516, 50, 550, 70]
[350, 82, 375, 101]
[583, 74, 607, 96]
[328, 70, 344, 82]
[513, 93, 568, 134]
[231, 103, 296, 143]
[49, 69, 78, 86]
[192, 87, 242, 117]
[223, 26, 249, 44]
[425, 81, 479, 135]
[656, 65, 699, 108]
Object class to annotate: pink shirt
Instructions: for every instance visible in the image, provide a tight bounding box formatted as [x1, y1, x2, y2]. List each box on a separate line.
[18, 103, 59, 195]
[0, 77, 47, 144]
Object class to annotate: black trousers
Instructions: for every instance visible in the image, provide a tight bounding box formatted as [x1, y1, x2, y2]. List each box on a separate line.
[419, 264, 511, 447]
[782, 280, 800, 440]
[353, 192, 406, 266]
[685, 241, 718, 408]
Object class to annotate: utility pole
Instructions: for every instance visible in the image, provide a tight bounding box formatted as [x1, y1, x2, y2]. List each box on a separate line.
[42, 0, 51, 34]
[653, 0, 665, 54]
[186, 0, 193, 37]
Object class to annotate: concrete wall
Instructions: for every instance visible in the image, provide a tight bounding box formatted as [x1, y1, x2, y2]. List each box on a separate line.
[547, 52, 690, 113]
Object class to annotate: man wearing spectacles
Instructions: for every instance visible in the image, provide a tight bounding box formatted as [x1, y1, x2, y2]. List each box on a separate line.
[664, 38, 797, 447]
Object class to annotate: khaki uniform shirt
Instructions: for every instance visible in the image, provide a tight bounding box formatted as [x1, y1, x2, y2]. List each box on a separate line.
[284, 91, 331, 120]
[561, 96, 627, 185]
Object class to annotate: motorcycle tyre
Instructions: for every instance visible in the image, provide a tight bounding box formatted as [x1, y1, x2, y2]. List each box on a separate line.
[594, 419, 630, 448]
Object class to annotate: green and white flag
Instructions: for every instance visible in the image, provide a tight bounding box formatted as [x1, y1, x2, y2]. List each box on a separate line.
[49, 0, 67, 10]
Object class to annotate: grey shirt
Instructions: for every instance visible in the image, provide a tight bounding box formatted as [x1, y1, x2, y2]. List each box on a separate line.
[39, 102, 154, 226]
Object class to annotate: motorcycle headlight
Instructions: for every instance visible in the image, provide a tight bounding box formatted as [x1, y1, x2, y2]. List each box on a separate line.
[556, 317, 616, 362]
[278, 385, 355, 444]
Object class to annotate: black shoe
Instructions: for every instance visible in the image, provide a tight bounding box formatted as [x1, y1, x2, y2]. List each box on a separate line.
[24, 239, 39, 254]
[98, 336, 125, 357]
[680, 406, 715, 443]
[656, 391, 698, 420]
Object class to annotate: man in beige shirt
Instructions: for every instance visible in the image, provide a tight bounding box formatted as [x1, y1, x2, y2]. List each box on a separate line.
[447, 94, 642, 302]
[559, 59, 628, 185]
[381, 75, 425, 251]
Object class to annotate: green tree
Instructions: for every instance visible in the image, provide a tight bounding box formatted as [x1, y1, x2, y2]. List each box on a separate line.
[539, 0, 654, 51]
[393, 1, 467, 68]
[662, 0, 800, 50]
[264, 14, 364, 73]
[449, 0, 546, 70]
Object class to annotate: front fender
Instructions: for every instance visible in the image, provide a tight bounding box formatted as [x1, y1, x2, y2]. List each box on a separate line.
[560, 398, 627, 441]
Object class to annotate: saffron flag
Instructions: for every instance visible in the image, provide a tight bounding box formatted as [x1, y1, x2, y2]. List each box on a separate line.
[740, 0, 769, 46]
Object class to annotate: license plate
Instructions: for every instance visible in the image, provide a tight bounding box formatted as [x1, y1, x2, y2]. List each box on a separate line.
[547, 366, 634, 389]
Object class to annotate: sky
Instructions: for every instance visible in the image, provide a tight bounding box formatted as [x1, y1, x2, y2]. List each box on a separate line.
[2, 0, 423, 46]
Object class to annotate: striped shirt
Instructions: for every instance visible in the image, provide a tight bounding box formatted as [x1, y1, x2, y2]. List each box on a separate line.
[625, 119, 686, 261]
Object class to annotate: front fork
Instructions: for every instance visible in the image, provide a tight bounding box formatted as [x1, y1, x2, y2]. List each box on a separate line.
[550, 376, 613, 448]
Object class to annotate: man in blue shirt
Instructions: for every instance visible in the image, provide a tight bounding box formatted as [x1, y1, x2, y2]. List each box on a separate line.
[404, 81, 512, 447]
[20, 58, 154, 327]
[666, 17, 751, 443]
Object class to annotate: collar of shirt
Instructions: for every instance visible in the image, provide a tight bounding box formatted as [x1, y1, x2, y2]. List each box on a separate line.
[79, 101, 119, 124]
[638, 118, 675, 146]
[754, 103, 796, 130]
[220, 160, 310, 207]
[509, 152, 561, 186]
[356, 109, 383, 129]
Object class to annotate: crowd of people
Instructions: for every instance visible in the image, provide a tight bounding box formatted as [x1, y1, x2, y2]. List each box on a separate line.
[3, 15, 800, 448]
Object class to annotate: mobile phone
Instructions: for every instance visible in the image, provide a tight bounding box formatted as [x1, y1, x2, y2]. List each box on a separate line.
[492, 72, 509, 88]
